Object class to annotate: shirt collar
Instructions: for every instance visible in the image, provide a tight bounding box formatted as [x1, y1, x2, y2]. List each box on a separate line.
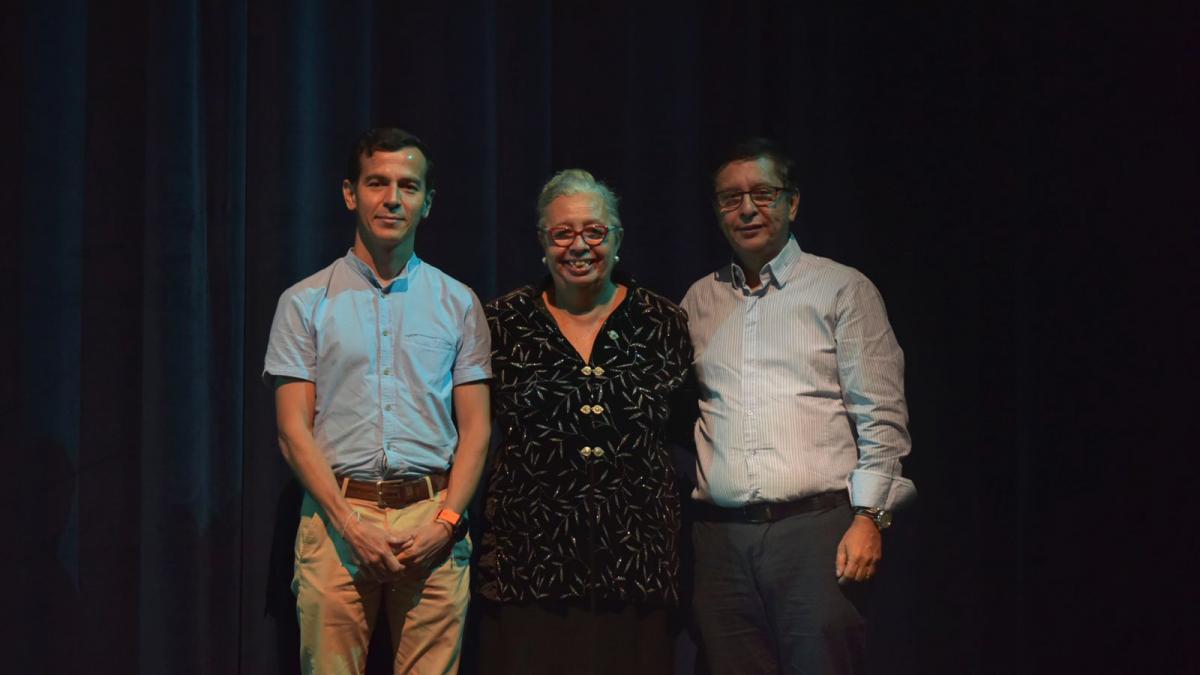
[725, 236, 802, 291]
[343, 248, 422, 291]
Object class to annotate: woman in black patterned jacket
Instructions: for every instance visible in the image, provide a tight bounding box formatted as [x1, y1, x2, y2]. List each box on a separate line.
[477, 169, 694, 674]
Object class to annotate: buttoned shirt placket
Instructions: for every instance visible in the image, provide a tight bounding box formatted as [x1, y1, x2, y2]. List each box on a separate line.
[377, 283, 399, 477]
[736, 265, 769, 503]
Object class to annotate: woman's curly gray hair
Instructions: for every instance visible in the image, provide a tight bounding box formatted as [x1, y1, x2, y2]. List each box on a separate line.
[536, 169, 621, 230]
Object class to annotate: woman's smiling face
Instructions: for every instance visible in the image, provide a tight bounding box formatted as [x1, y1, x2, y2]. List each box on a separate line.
[540, 192, 622, 291]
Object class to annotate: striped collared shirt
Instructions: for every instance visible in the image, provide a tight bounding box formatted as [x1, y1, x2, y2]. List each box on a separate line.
[680, 236, 915, 510]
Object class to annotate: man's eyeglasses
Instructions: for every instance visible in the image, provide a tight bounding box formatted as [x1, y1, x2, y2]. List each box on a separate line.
[540, 224, 620, 246]
[715, 186, 790, 212]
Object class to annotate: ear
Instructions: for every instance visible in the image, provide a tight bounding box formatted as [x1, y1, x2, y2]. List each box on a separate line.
[612, 227, 624, 254]
[342, 179, 357, 211]
[421, 189, 435, 218]
[787, 190, 800, 221]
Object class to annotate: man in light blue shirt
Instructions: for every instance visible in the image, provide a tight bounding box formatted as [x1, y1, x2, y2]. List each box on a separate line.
[264, 128, 491, 674]
[681, 138, 915, 674]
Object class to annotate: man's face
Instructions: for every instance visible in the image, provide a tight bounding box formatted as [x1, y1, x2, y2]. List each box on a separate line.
[342, 147, 433, 250]
[714, 156, 799, 268]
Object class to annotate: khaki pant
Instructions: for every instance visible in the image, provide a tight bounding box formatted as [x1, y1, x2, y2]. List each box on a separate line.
[293, 490, 471, 675]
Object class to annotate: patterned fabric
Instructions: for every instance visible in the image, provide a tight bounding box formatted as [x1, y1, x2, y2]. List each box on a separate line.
[479, 277, 693, 604]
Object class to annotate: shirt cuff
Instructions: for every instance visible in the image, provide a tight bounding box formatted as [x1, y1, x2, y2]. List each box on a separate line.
[847, 469, 917, 511]
[262, 365, 316, 387]
[452, 365, 492, 386]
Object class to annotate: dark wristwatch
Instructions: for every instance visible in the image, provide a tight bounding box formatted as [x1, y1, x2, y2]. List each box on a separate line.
[853, 506, 892, 530]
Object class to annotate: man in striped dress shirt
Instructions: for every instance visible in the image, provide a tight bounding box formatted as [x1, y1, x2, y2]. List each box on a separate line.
[681, 138, 916, 674]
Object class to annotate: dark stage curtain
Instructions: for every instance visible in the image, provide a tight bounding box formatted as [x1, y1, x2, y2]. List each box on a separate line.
[7, 1, 1194, 674]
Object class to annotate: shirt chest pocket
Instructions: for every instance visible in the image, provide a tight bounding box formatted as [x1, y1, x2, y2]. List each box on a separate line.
[402, 333, 457, 378]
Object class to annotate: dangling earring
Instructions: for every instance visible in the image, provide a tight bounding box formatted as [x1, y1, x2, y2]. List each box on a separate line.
[541, 256, 547, 265]
[614, 255, 620, 263]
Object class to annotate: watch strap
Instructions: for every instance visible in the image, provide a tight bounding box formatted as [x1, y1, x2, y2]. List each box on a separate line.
[853, 506, 892, 530]
[434, 507, 466, 538]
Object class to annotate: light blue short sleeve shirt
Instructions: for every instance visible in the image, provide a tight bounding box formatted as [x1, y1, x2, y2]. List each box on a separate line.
[263, 250, 491, 480]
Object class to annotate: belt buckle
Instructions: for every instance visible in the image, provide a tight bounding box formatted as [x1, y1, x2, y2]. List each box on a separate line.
[744, 503, 770, 524]
[375, 480, 388, 508]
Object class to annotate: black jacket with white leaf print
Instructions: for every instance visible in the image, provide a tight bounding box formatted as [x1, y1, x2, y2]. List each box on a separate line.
[478, 276, 693, 605]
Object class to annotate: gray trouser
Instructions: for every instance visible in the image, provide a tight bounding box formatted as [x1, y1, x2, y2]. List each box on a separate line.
[691, 501, 866, 675]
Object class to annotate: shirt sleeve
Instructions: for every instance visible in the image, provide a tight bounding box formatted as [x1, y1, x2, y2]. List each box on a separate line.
[453, 289, 492, 386]
[262, 288, 318, 385]
[834, 277, 917, 510]
[678, 286, 696, 324]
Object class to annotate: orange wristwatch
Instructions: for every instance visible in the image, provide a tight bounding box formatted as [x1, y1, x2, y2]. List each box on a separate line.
[435, 508, 463, 535]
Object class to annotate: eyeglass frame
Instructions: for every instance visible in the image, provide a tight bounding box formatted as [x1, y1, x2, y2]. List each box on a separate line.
[537, 223, 622, 246]
[714, 185, 793, 212]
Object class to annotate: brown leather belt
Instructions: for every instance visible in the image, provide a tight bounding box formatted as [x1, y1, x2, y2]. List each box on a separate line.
[692, 491, 848, 524]
[340, 472, 448, 508]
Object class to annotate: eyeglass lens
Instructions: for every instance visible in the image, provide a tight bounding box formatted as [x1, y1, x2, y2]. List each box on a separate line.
[718, 187, 784, 210]
[548, 225, 609, 244]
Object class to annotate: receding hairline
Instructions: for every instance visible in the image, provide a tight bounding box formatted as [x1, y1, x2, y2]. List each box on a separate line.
[346, 127, 435, 188]
[354, 146, 431, 183]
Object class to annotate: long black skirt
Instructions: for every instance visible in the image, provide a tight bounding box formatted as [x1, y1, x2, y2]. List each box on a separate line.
[477, 598, 672, 675]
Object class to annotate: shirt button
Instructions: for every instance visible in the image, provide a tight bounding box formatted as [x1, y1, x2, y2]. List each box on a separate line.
[383, 368, 391, 376]
[580, 405, 592, 415]
[580, 446, 593, 457]
[385, 404, 392, 411]
[592, 446, 605, 458]
[591, 405, 604, 414]
[382, 329, 390, 337]
[581, 366, 593, 376]
[592, 366, 605, 377]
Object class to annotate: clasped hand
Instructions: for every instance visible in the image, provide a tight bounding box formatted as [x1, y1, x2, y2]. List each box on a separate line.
[344, 519, 453, 581]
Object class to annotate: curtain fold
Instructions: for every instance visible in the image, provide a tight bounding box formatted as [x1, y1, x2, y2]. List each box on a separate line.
[11, 1, 1189, 673]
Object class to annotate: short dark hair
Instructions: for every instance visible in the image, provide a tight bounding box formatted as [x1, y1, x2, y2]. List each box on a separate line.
[711, 137, 797, 192]
[346, 127, 435, 191]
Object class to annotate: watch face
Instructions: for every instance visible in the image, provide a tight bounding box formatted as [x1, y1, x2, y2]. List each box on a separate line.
[878, 511, 893, 529]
